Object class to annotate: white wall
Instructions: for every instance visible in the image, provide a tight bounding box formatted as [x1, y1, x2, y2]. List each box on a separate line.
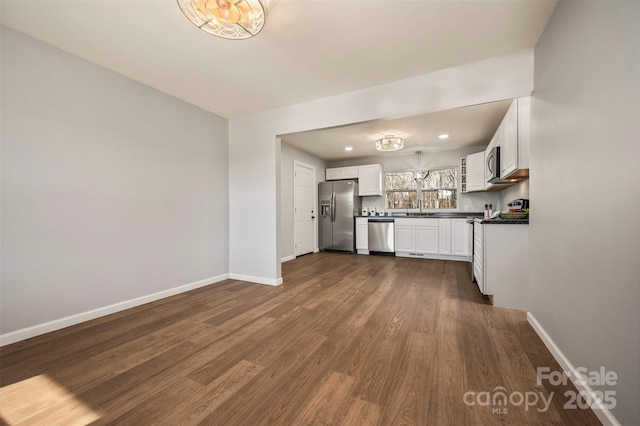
[1, 27, 229, 337]
[229, 49, 534, 283]
[530, 1, 639, 424]
[500, 179, 529, 208]
[280, 142, 327, 260]
[328, 147, 502, 213]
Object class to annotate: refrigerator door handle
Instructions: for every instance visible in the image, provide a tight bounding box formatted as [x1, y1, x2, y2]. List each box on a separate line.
[330, 192, 336, 222]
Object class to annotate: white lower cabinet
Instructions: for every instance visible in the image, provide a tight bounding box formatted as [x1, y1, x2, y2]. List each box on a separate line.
[473, 220, 529, 310]
[395, 218, 438, 255]
[394, 224, 416, 252]
[395, 218, 469, 260]
[355, 217, 368, 253]
[415, 223, 439, 254]
[438, 219, 451, 254]
[451, 219, 470, 256]
[473, 222, 484, 293]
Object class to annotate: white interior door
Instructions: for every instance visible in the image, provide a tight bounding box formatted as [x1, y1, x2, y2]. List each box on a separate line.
[294, 161, 315, 256]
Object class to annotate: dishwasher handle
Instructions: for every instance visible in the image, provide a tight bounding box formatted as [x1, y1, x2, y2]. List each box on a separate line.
[368, 218, 394, 223]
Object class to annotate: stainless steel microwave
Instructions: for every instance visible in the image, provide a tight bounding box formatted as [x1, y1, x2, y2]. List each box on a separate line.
[486, 146, 501, 183]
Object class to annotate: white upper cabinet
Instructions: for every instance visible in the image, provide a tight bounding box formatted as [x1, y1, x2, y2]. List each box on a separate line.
[325, 168, 343, 180]
[500, 97, 530, 179]
[464, 96, 530, 192]
[357, 164, 383, 196]
[325, 164, 383, 197]
[499, 99, 518, 178]
[326, 166, 358, 180]
[342, 166, 359, 179]
[466, 151, 485, 192]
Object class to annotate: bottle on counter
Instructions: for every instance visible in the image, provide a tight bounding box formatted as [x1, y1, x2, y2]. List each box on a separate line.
[488, 204, 493, 217]
[484, 204, 489, 219]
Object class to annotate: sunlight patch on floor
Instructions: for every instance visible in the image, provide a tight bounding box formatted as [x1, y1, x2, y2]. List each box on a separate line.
[0, 374, 101, 425]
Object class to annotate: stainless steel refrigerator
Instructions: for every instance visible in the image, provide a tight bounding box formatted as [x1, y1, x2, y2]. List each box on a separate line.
[319, 180, 361, 253]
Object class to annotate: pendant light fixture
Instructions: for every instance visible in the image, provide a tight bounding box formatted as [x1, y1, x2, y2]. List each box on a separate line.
[375, 135, 404, 152]
[177, 0, 267, 40]
[413, 151, 429, 182]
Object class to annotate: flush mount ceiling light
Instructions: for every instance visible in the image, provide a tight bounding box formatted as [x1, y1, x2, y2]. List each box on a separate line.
[375, 135, 404, 152]
[438, 134, 449, 139]
[177, 0, 267, 40]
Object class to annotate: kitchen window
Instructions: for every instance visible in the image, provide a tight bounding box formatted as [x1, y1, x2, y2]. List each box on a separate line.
[386, 167, 458, 210]
[421, 167, 458, 209]
[385, 172, 417, 209]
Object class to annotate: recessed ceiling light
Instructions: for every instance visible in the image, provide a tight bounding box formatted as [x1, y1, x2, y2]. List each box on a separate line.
[345, 146, 353, 151]
[438, 134, 449, 139]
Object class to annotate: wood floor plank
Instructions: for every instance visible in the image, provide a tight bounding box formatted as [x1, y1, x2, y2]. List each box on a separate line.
[0, 253, 602, 425]
[378, 331, 434, 426]
[196, 332, 329, 425]
[340, 398, 381, 426]
[187, 307, 317, 385]
[292, 371, 355, 425]
[0, 374, 101, 425]
[78, 342, 201, 409]
[425, 265, 472, 425]
[166, 360, 264, 425]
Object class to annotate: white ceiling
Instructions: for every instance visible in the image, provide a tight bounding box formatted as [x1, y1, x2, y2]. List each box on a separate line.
[281, 99, 513, 160]
[0, 0, 557, 119]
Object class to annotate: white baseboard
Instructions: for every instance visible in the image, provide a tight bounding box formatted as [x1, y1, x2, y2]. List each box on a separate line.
[229, 273, 282, 286]
[0, 274, 230, 347]
[281, 255, 296, 263]
[527, 312, 620, 426]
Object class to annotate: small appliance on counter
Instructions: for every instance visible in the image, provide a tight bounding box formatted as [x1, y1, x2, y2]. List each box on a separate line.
[499, 198, 530, 220]
[507, 199, 529, 212]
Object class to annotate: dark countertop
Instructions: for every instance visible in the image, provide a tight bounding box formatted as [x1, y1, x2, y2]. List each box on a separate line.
[357, 212, 484, 219]
[474, 217, 529, 225]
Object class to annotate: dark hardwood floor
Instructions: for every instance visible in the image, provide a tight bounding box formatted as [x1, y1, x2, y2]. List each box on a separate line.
[0, 253, 601, 425]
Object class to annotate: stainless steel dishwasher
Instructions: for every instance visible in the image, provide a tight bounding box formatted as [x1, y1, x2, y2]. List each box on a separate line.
[368, 218, 395, 255]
